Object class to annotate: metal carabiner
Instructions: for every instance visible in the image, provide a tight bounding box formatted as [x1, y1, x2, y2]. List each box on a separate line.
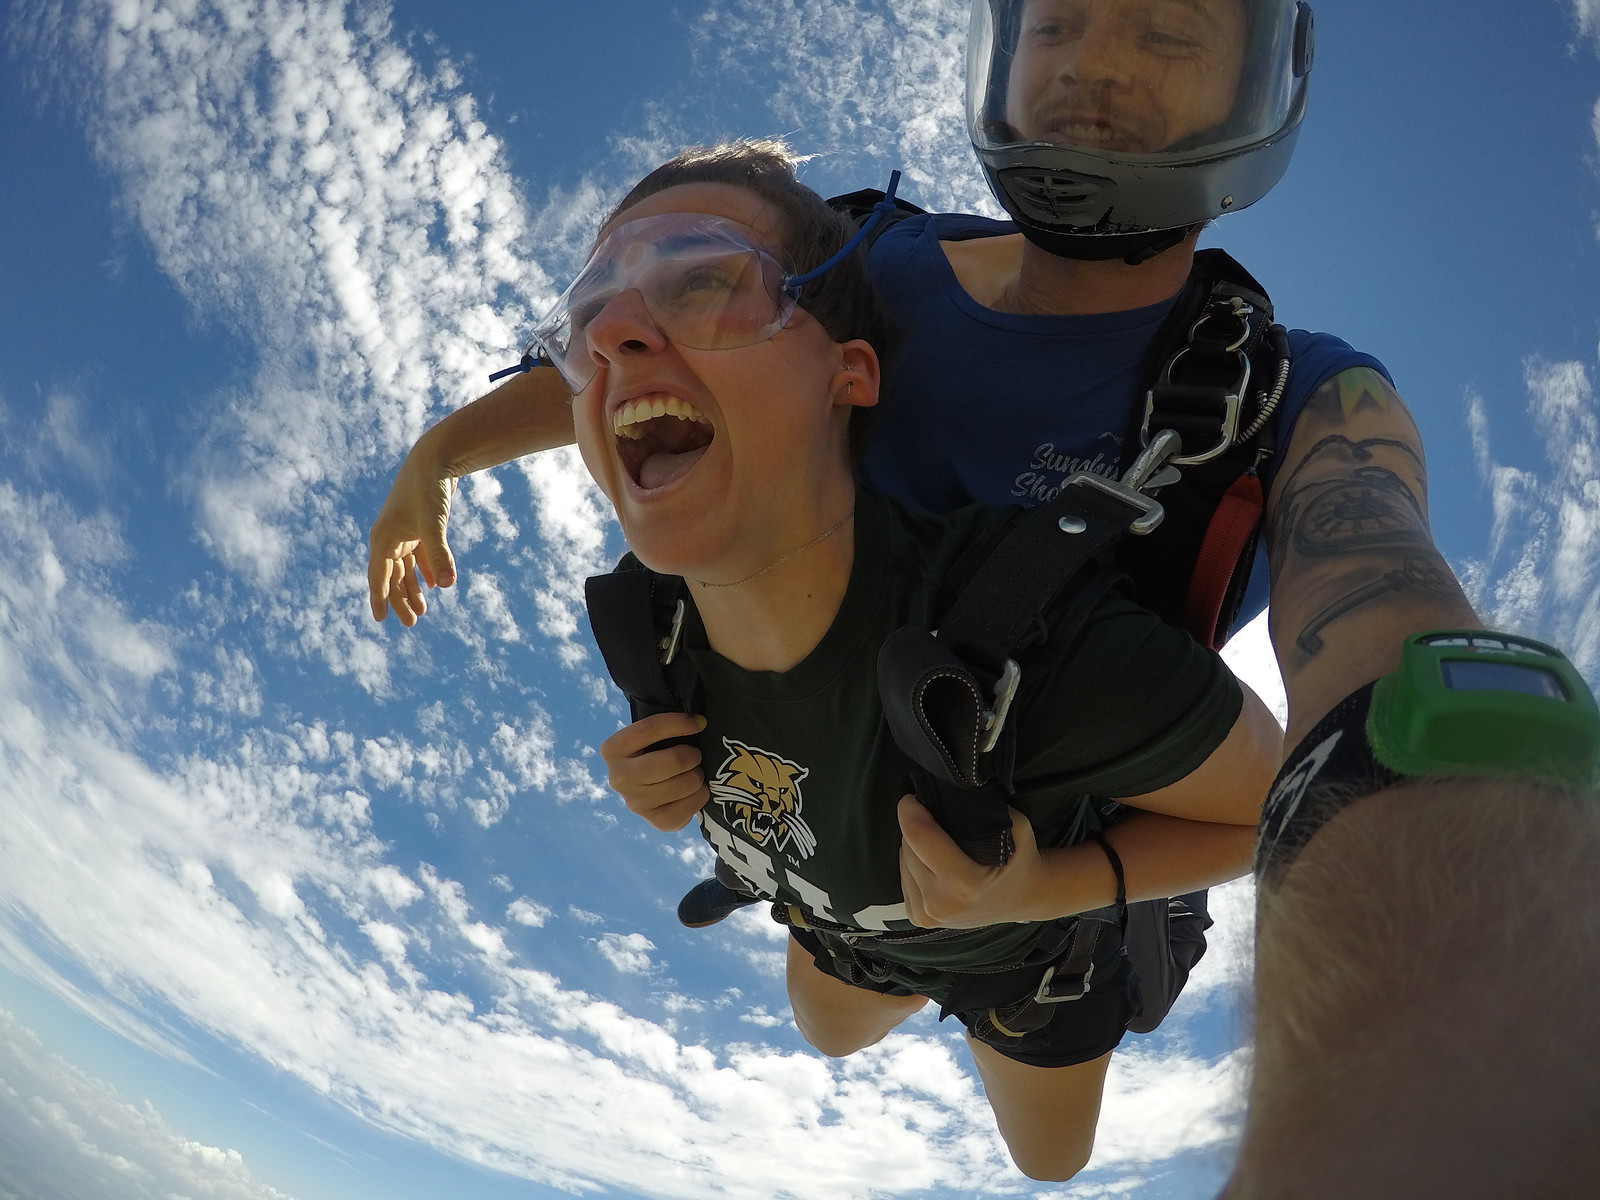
[1188, 295, 1255, 353]
[1142, 351, 1250, 467]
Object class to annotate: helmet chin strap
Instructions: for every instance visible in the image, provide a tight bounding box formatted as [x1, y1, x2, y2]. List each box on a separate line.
[1010, 218, 1195, 267]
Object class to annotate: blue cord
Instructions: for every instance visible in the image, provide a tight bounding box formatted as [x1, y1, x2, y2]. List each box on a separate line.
[782, 169, 903, 297]
[488, 352, 535, 383]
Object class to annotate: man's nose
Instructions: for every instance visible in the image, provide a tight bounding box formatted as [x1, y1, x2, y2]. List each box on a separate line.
[584, 288, 668, 369]
[1056, 15, 1135, 89]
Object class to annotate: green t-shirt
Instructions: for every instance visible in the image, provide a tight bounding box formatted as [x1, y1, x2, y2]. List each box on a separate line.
[667, 489, 1241, 978]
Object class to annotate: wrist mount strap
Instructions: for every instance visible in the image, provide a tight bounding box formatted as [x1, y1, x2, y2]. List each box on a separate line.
[1255, 681, 1405, 886]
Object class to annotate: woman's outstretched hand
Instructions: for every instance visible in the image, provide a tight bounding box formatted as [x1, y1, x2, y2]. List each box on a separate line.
[367, 459, 458, 626]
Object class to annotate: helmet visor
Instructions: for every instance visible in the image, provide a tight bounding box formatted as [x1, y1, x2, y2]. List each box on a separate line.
[531, 213, 796, 393]
[968, 0, 1307, 164]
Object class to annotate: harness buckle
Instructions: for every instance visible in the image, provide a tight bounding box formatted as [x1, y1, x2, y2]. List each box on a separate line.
[1033, 960, 1092, 1005]
[1062, 470, 1166, 536]
[659, 599, 686, 665]
[977, 657, 1021, 756]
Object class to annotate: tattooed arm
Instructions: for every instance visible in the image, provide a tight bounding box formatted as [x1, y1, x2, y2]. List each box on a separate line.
[1229, 371, 1600, 1197]
[1263, 367, 1479, 744]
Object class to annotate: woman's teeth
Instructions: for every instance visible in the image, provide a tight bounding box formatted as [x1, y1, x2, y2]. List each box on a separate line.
[613, 396, 710, 439]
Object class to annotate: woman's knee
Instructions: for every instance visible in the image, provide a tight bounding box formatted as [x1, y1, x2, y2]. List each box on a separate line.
[1005, 1135, 1093, 1183]
[792, 992, 927, 1057]
[785, 938, 926, 1056]
[966, 1038, 1109, 1182]
[794, 1019, 869, 1059]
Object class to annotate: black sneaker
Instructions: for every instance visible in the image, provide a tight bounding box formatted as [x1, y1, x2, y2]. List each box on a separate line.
[677, 876, 760, 928]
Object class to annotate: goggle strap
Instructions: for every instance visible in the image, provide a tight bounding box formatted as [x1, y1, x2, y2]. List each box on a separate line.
[782, 169, 904, 299]
[488, 350, 537, 383]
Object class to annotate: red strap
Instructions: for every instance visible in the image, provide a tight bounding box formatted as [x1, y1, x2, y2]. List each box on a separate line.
[1183, 474, 1265, 650]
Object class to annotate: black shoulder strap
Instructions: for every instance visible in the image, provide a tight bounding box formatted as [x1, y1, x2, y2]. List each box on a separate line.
[877, 473, 1157, 866]
[584, 561, 701, 729]
[827, 186, 926, 228]
[1118, 248, 1290, 647]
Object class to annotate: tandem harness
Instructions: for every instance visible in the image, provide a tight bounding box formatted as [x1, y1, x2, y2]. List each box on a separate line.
[828, 185, 1291, 652]
[583, 184, 1290, 1040]
[580, 436, 1225, 1039]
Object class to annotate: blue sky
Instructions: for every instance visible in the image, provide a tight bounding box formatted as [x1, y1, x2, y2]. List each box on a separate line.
[1, 2, 1598, 1199]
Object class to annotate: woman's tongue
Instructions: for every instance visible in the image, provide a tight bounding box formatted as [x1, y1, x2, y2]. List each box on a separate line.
[627, 414, 713, 490]
[638, 442, 708, 490]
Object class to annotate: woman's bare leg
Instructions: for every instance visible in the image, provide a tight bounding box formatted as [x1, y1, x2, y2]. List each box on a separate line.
[785, 938, 927, 1057]
[966, 1037, 1113, 1182]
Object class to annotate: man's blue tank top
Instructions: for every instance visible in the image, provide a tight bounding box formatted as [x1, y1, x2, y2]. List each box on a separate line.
[856, 212, 1389, 633]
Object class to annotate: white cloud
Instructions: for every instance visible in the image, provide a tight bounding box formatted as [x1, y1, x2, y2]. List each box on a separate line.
[594, 932, 657, 974]
[192, 647, 264, 718]
[1090, 1041, 1247, 1170]
[506, 898, 551, 927]
[1461, 359, 1600, 681]
[0, 1008, 297, 1200]
[8, 0, 613, 688]
[1574, 0, 1600, 49]
[697, 0, 999, 216]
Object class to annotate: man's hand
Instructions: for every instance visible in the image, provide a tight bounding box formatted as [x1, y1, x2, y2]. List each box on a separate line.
[368, 458, 458, 627]
[897, 796, 1044, 928]
[600, 713, 710, 831]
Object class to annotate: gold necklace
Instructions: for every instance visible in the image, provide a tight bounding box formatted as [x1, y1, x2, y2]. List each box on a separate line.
[691, 509, 855, 589]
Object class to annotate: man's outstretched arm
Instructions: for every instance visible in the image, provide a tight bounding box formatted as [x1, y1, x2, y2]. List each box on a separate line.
[368, 366, 574, 625]
[1230, 367, 1600, 1196]
[1226, 777, 1600, 1198]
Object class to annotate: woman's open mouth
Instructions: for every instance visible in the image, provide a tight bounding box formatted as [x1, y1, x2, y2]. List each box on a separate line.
[613, 394, 715, 490]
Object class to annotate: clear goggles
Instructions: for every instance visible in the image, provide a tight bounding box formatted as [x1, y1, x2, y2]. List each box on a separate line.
[491, 173, 903, 393]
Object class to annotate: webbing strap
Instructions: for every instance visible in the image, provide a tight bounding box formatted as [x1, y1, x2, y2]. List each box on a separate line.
[1182, 473, 1266, 651]
[937, 478, 1152, 675]
[1121, 250, 1284, 648]
[583, 568, 699, 727]
[909, 764, 1016, 868]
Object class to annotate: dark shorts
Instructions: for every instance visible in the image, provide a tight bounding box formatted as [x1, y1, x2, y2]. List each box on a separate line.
[789, 926, 1139, 1069]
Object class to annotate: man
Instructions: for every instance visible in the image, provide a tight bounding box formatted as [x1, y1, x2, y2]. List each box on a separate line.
[368, 4, 1600, 1190]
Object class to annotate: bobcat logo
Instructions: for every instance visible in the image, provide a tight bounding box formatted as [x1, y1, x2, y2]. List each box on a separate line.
[709, 738, 818, 859]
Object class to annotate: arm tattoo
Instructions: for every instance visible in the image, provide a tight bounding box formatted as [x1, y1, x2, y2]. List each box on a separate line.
[1285, 466, 1426, 558]
[1269, 439, 1428, 570]
[1269, 422, 1457, 662]
[1295, 555, 1455, 656]
[1272, 433, 1425, 509]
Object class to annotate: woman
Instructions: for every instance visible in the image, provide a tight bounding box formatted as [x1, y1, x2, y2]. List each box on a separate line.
[530, 143, 1280, 1182]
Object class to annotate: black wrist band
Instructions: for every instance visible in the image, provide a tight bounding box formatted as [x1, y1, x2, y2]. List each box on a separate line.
[1087, 831, 1127, 923]
[1254, 681, 1407, 886]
